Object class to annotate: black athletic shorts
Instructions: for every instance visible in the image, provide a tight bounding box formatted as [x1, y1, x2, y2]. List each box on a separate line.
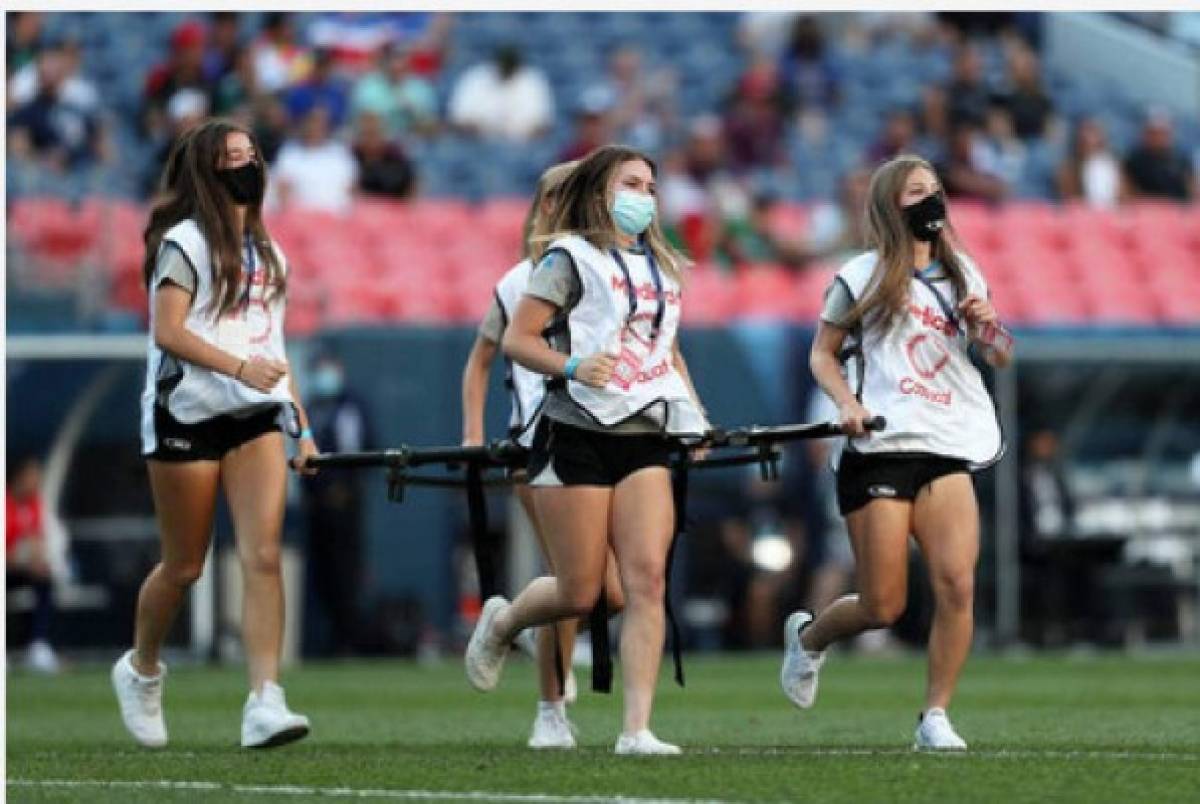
[835, 450, 970, 516]
[146, 405, 282, 462]
[527, 417, 675, 487]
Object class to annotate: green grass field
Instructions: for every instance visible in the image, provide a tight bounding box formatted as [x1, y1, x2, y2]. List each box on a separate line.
[7, 652, 1199, 803]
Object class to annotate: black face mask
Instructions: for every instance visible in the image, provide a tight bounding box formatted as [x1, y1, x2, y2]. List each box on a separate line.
[902, 192, 947, 242]
[217, 162, 264, 205]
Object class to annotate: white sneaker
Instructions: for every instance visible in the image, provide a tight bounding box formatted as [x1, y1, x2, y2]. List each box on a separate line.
[26, 639, 60, 674]
[111, 649, 167, 748]
[465, 596, 511, 692]
[780, 611, 825, 709]
[241, 681, 310, 749]
[914, 708, 968, 752]
[614, 729, 682, 756]
[528, 704, 577, 750]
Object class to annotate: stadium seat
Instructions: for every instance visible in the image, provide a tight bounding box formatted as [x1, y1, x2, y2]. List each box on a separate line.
[732, 265, 802, 321]
[680, 265, 734, 325]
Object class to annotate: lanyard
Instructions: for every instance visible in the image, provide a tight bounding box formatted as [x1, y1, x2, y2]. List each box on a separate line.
[610, 245, 666, 343]
[241, 234, 257, 314]
[912, 262, 964, 338]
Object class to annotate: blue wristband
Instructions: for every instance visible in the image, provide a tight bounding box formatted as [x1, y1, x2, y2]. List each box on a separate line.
[563, 356, 582, 380]
[299, 428, 314, 441]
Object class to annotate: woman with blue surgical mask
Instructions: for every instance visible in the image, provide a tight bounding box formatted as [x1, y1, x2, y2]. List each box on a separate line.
[464, 145, 710, 755]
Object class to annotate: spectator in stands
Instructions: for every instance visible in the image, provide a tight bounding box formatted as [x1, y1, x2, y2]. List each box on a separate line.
[352, 111, 416, 199]
[142, 20, 212, 141]
[940, 121, 1009, 203]
[272, 104, 358, 214]
[302, 352, 375, 656]
[448, 45, 555, 142]
[9, 36, 98, 113]
[6, 455, 60, 674]
[350, 42, 439, 139]
[8, 44, 108, 170]
[557, 91, 613, 162]
[6, 11, 43, 76]
[253, 94, 290, 165]
[994, 45, 1055, 141]
[203, 11, 243, 84]
[590, 45, 675, 154]
[144, 88, 210, 196]
[975, 105, 1027, 190]
[778, 16, 841, 119]
[285, 48, 350, 131]
[866, 107, 919, 165]
[1124, 110, 1195, 202]
[724, 57, 788, 171]
[660, 116, 746, 263]
[942, 44, 992, 131]
[1055, 117, 1128, 208]
[803, 167, 872, 265]
[212, 45, 261, 117]
[717, 193, 805, 269]
[253, 12, 310, 95]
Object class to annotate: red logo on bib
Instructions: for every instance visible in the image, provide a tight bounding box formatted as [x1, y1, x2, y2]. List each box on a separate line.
[904, 333, 951, 380]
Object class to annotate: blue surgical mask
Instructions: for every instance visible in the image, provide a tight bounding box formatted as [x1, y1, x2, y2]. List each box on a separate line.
[311, 366, 343, 398]
[610, 189, 656, 236]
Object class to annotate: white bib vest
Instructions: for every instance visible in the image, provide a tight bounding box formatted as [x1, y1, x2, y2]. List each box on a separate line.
[833, 250, 1003, 469]
[549, 235, 706, 435]
[140, 219, 293, 454]
[494, 259, 547, 447]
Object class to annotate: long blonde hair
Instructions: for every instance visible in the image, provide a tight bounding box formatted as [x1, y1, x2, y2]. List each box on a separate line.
[522, 160, 578, 264]
[845, 154, 969, 333]
[534, 145, 690, 282]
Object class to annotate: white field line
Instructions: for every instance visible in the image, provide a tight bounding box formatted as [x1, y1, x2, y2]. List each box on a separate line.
[5, 779, 743, 803]
[700, 747, 1200, 762]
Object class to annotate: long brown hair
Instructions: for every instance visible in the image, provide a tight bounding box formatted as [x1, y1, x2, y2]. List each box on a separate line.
[142, 118, 285, 318]
[845, 154, 969, 333]
[522, 160, 578, 264]
[534, 145, 690, 282]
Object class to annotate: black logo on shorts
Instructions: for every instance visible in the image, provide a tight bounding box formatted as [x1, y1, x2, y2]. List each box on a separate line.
[164, 437, 192, 451]
[868, 484, 897, 498]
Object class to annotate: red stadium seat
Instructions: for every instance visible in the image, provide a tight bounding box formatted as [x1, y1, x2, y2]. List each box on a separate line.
[996, 202, 1065, 250]
[680, 265, 734, 325]
[732, 264, 801, 320]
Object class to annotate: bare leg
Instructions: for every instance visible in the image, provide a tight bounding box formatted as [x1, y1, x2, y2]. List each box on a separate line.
[133, 460, 221, 675]
[911, 473, 979, 711]
[221, 432, 288, 693]
[493, 486, 611, 641]
[801, 500, 912, 652]
[609, 467, 675, 735]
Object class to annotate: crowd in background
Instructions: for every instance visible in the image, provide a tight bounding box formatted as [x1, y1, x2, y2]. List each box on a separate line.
[7, 10, 1199, 275]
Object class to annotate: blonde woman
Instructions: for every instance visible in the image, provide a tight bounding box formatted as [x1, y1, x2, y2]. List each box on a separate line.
[113, 119, 317, 749]
[460, 160, 625, 749]
[465, 145, 709, 755]
[781, 154, 1013, 751]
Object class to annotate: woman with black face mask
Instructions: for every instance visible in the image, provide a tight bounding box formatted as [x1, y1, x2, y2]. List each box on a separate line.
[112, 118, 317, 750]
[780, 155, 1014, 752]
